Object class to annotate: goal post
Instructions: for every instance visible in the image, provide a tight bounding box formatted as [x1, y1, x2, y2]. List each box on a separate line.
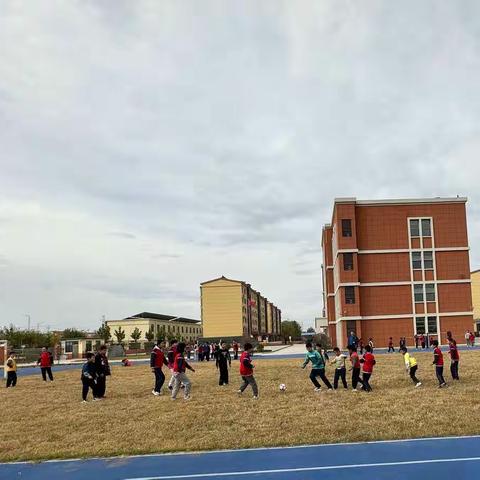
[0, 340, 7, 379]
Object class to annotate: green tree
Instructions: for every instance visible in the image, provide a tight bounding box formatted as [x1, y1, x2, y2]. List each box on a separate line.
[145, 329, 155, 342]
[307, 327, 315, 333]
[61, 328, 87, 339]
[97, 323, 111, 343]
[313, 333, 331, 350]
[114, 326, 126, 344]
[131, 327, 142, 343]
[156, 325, 166, 342]
[281, 320, 302, 342]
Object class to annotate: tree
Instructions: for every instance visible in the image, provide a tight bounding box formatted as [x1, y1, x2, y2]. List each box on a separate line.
[307, 327, 315, 333]
[313, 333, 331, 350]
[281, 320, 302, 342]
[97, 323, 111, 343]
[145, 329, 155, 342]
[61, 328, 87, 339]
[156, 325, 166, 342]
[130, 327, 142, 343]
[114, 326, 126, 344]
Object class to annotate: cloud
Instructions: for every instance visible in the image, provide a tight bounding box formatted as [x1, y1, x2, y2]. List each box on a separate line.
[108, 231, 137, 239]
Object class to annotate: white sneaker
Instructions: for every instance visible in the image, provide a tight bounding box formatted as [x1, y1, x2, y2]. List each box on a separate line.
[184, 395, 191, 401]
[352, 388, 359, 393]
[93, 397, 101, 401]
[81, 400, 87, 403]
[152, 390, 160, 396]
[237, 390, 242, 395]
[253, 396, 258, 400]
[314, 387, 321, 392]
[415, 382, 422, 388]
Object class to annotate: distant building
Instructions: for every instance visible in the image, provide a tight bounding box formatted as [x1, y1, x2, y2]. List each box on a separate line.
[322, 197, 473, 348]
[200, 276, 281, 341]
[314, 317, 328, 335]
[106, 312, 202, 344]
[472, 270, 480, 332]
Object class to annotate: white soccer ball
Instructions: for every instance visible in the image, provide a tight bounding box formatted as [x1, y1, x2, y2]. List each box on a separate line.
[279, 383, 287, 391]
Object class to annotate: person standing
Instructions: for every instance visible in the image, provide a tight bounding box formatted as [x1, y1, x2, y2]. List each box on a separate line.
[216, 342, 232, 385]
[465, 331, 470, 347]
[233, 341, 239, 360]
[81, 352, 97, 402]
[37, 347, 54, 382]
[432, 340, 447, 388]
[6, 351, 17, 388]
[347, 331, 358, 350]
[469, 331, 475, 347]
[400, 347, 421, 387]
[414, 334, 419, 349]
[360, 345, 375, 392]
[94, 345, 111, 399]
[448, 339, 460, 380]
[171, 342, 195, 401]
[388, 337, 395, 353]
[420, 334, 425, 349]
[151, 341, 168, 396]
[368, 338, 374, 352]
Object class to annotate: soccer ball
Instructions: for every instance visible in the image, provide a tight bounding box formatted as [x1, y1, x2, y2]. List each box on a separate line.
[279, 383, 287, 392]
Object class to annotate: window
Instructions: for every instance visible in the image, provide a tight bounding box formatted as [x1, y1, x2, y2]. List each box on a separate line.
[415, 317, 426, 334]
[421, 219, 432, 237]
[86, 341, 92, 352]
[427, 316, 438, 333]
[425, 283, 436, 302]
[414, 284, 424, 302]
[412, 252, 422, 270]
[423, 251, 433, 270]
[343, 253, 354, 271]
[410, 219, 420, 237]
[342, 219, 352, 237]
[345, 286, 355, 304]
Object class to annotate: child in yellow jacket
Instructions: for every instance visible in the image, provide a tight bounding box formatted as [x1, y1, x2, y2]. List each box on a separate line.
[400, 347, 421, 388]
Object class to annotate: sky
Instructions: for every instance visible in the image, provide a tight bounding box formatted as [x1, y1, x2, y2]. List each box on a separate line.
[1, 1, 480, 331]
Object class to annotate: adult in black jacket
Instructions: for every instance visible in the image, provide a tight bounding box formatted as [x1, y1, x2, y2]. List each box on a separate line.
[94, 345, 111, 399]
[216, 342, 232, 385]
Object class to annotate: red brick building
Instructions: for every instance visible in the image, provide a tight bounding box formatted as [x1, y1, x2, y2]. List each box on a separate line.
[321, 197, 473, 348]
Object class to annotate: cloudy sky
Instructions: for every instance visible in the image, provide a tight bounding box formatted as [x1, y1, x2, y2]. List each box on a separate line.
[1, 1, 480, 331]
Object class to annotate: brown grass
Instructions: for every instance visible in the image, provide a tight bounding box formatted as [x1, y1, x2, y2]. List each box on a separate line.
[2, 350, 480, 462]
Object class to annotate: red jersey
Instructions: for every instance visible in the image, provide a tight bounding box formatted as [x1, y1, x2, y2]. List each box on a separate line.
[350, 352, 360, 369]
[362, 352, 375, 373]
[434, 347, 444, 366]
[39, 351, 52, 367]
[239, 351, 254, 376]
[150, 347, 168, 369]
[167, 345, 177, 368]
[173, 353, 187, 373]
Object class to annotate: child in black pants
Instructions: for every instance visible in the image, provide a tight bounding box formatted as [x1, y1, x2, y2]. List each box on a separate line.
[216, 342, 232, 385]
[81, 352, 97, 402]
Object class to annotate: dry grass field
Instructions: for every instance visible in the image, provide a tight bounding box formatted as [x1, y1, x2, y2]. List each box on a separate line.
[2, 350, 480, 462]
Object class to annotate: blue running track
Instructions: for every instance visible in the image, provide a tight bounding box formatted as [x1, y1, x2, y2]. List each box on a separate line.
[1, 435, 480, 480]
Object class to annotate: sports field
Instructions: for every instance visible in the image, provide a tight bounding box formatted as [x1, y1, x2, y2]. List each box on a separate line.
[2, 350, 480, 463]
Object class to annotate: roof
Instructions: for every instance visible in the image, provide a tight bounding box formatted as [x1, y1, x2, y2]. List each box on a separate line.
[472, 269, 480, 275]
[200, 275, 245, 286]
[119, 312, 201, 324]
[334, 197, 467, 206]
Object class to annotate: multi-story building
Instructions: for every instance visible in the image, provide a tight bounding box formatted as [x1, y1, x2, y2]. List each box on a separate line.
[322, 197, 473, 348]
[201, 276, 281, 342]
[106, 312, 202, 344]
[472, 269, 480, 332]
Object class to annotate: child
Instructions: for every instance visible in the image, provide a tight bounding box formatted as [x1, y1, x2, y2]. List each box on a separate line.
[448, 339, 460, 381]
[348, 345, 363, 392]
[368, 338, 374, 352]
[302, 342, 333, 392]
[81, 352, 97, 402]
[331, 347, 348, 390]
[167, 339, 178, 390]
[237, 343, 258, 399]
[121, 358, 132, 367]
[150, 341, 168, 396]
[171, 342, 195, 401]
[388, 337, 394, 353]
[94, 344, 110, 399]
[360, 345, 375, 392]
[216, 342, 232, 385]
[432, 340, 447, 388]
[320, 347, 330, 362]
[6, 351, 17, 388]
[400, 347, 422, 387]
[37, 347, 54, 382]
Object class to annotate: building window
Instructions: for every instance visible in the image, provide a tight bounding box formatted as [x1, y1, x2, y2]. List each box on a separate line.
[410, 219, 420, 237]
[427, 316, 438, 333]
[423, 251, 433, 270]
[415, 317, 426, 334]
[412, 252, 422, 270]
[414, 284, 424, 302]
[342, 219, 352, 237]
[345, 286, 355, 304]
[422, 219, 432, 237]
[343, 253, 354, 271]
[425, 283, 436, 302]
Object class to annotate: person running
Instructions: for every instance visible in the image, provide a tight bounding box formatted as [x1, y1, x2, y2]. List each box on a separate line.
[167, 339, 179, 390]
[388, 337, 395, 353]
[448, 339, 460, 381]
[216, 342, 232, 385]
[232, 341, 239, 360]
[400, 347, 421, 387]
[171, 342, 195, 401]
[360, 345, 375, 392]
[5, 351, 17, 388]
[151, 341, 168, 396]
[331, 347, 348, 390]
[37, 346, 54, 382]
[237, 343, 258, 399]
[432, 340, 447, 388]
[348, 345, 363, 392]
[302, 342, 333, 392]
[81, 352, 97, 402]
[94, 345, 111, 399]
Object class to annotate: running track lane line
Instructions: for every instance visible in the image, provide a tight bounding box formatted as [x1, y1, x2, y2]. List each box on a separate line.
[123, 456, 480, 480]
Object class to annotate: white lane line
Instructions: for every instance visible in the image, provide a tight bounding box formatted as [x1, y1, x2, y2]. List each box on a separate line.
[123, 456, 480, 480]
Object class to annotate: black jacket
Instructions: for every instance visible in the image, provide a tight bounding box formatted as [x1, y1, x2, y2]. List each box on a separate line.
[216, 349, 232, 368]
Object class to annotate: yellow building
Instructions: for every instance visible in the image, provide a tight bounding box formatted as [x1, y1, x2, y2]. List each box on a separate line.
[200, 276, 282, 341]
[472, 270, 480, 331]
[106, 312, 202, 344]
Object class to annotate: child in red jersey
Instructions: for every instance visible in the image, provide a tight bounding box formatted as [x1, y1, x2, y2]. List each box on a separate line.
[360, 345, 375, 392]
[37, 347, 54, 382]
[167, 339, 178, 390]
[348, 345, 363, 392]
[448, 339, 460, 381]
[237, 343, 258, 399]
[171, 342, 195, 401]
[150, 341, 168, 395]
[432, 340, 447, 388]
